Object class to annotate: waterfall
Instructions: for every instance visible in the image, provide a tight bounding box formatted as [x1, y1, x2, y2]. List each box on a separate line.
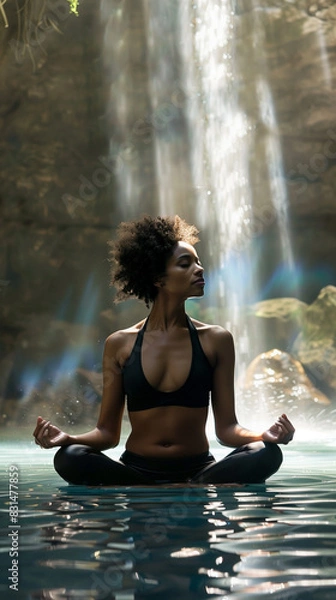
[177, 0, 257, 372]
[102, 0, 297, 379]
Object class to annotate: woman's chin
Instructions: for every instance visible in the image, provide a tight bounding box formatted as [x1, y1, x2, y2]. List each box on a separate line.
[188, 289, 205, 299]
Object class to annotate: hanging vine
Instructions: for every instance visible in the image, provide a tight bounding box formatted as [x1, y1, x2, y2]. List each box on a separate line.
[0, 0, 79, 29]
[0, 0, 9, 28]
[0, 1, 80, 67]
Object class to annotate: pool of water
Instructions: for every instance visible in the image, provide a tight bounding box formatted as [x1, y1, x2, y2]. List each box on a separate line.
[1, 440, 336, 599]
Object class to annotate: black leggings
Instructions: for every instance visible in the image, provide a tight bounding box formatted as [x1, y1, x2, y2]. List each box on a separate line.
[54, 442, 283, 486]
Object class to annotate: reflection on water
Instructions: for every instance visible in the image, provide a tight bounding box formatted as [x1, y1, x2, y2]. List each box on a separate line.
[0, 442, 336, 599]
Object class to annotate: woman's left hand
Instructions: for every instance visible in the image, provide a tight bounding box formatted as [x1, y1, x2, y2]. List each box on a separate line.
[262, 414, 295, 445]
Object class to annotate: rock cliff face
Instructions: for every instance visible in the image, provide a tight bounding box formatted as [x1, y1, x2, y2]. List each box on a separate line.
[233, 0, 336, 301]
[1, 0, 335, 331]
[0, 0, 112, 330]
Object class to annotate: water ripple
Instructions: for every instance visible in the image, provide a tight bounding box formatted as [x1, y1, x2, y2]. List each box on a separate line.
[0, 443, 336, 598]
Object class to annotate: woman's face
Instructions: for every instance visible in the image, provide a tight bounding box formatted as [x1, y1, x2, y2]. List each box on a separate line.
[158, 241, 205, 299]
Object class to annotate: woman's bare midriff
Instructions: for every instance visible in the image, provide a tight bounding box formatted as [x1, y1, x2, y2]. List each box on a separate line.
[125, 405, 209, 457]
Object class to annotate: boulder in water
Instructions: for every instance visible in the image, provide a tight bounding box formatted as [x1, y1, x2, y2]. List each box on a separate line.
[292, 285, 336, 393]
[240, 348, 330, 421]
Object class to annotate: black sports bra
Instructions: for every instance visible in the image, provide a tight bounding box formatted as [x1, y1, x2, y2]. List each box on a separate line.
[122, 316, 213, 412]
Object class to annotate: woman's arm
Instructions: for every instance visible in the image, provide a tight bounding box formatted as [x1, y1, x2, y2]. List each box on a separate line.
[211, 327, 295, 447]
[33, 332, 126, 451]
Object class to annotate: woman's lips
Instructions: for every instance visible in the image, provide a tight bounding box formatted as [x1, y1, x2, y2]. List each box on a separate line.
[193, 278, 205, 285]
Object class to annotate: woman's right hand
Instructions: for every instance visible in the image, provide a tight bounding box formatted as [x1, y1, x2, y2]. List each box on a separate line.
[33, 416, 71, 449]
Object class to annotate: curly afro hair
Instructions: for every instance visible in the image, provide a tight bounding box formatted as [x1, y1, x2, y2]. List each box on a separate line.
[109, 215, 199, 306]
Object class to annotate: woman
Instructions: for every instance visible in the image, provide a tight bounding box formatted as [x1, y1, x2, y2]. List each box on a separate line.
[33, 215, 295, 485]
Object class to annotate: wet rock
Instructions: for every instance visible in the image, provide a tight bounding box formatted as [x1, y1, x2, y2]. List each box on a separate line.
[240, 348, 330, 422]
[292, 285, 336, 392]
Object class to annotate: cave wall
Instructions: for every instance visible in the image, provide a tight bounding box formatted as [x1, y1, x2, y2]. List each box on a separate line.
[0, 0, 336, 347]
[0, 0, 114, 331]
[234, 0, 336, 300]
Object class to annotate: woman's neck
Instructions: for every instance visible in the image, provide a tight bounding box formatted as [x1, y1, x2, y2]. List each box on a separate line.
[147, 298, 187, 331]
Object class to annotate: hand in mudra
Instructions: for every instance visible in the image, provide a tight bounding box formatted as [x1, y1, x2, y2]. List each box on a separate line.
[262, 414, 295, 445]
[33, 416, 70, 449]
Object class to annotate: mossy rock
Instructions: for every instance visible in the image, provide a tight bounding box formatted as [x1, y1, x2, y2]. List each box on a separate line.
[247, 297, 308, 357]
[292, 286, 336, 390]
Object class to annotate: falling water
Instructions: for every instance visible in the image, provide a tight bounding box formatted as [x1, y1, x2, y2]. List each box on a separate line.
[102, 0, 303, 416]
[177, 0, 258, 371]
[317, 27, 332, 89]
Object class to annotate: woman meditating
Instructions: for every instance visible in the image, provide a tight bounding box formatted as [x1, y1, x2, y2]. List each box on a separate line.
[33, 215, 295, 485]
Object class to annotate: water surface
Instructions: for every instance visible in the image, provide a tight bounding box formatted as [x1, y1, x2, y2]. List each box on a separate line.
[0, 441, 335, 599]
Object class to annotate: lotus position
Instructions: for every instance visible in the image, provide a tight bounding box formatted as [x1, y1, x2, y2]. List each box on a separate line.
[33, 215, 295, 485]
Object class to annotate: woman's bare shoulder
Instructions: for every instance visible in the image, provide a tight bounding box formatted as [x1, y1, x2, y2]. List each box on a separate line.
[189, 317, 233, 365]
[189, 317, 232, 339]
[104, 320, 146, 349]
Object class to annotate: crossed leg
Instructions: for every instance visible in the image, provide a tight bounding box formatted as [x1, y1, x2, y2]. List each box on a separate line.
[190, 442, 283, 484]
[54, 442, 282, 486]
[54, 445, 152, 485]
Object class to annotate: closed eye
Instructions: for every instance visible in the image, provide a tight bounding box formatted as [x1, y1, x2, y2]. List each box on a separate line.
[176, 252, 203, 269]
